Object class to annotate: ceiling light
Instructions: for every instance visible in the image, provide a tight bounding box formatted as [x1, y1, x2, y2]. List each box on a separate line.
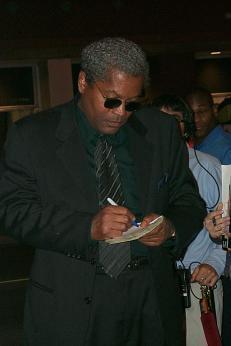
[210, 51, 221, 55]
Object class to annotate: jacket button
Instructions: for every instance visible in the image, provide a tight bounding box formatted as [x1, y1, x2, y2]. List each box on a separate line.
[84, 297, 92, 304]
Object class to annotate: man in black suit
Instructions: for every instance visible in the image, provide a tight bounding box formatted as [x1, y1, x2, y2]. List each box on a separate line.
[0, 37, 206, 345]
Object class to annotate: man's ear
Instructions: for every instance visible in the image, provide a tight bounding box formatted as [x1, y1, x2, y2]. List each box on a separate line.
[78, 71, 87, 94]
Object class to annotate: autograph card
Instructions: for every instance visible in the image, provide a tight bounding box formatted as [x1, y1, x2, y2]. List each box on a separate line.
[105, 215, 164, 244]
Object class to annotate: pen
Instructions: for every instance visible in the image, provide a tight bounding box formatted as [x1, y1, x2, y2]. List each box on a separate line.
[107, 197, 140, 227]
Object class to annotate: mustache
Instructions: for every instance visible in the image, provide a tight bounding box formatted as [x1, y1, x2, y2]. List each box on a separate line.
[109, 113, 129, 122]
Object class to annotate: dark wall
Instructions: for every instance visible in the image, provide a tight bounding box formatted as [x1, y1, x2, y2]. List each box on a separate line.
[195, 58, 231, 93]
[147, 53, 231, 100]
[148, 52, 196, 98]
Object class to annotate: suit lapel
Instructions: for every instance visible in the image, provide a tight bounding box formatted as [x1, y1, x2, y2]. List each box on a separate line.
[55, 101, 98, 213]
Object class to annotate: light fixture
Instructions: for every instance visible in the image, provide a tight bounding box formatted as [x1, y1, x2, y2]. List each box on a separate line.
[210, 51, 221, 55]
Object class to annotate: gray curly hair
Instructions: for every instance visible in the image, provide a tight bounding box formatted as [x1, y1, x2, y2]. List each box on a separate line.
[80, 37, 150, 87]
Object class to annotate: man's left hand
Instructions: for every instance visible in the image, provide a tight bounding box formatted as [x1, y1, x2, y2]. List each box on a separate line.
[139, 213, 175, 246]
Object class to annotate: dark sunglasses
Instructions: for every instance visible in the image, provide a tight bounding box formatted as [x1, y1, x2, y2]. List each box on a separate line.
[95, 83, 142, 112]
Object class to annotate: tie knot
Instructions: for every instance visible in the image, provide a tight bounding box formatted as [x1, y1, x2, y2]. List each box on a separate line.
[98, 135, 108, 148]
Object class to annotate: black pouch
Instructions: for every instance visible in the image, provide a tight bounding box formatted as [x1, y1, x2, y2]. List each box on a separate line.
[222, 234, 231, 251]
[176, 268, 191, 308]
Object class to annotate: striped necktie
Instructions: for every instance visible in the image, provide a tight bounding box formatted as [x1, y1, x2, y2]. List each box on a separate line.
[95, 136, 131, 278]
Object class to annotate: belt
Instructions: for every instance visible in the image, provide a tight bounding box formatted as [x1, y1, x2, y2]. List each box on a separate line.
[96, 256, 149, 275]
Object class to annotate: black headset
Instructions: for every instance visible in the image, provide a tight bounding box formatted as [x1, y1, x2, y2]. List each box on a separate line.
[180, 98, 196, 140]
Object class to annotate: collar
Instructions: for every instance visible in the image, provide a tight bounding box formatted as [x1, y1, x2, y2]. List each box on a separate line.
[195, 125, 225, 149]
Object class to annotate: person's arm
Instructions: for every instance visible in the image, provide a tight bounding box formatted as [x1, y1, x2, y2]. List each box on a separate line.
[189, 154, 225, 286]
[190, 234, 226, 287]
[140, 113, 207, 257]
[162, 122, 207, 257]
[0, 122, 97, 259]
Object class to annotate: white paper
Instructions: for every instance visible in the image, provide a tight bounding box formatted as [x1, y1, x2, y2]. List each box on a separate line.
[105, 215, 164, 244]
[221, 164, 231, 217]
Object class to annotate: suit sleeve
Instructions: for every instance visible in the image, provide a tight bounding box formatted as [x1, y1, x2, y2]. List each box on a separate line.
[0, 123, 97, 259]
[160, 122, 207, 258]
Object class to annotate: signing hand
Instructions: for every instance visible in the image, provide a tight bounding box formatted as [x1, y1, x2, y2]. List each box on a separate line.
[191, 263, 218, 287]
[139, 213, 175, 246]
[91, 205, 135, 240]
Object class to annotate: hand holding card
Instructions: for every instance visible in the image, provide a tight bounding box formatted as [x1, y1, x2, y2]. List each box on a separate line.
[105, 215, 164, 244]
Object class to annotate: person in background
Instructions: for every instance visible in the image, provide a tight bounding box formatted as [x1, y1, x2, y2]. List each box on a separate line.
[186, 87, 231, 346]
[153, 94, 225, 346]
[217, 97, 231, 134]
[0, 37, 206, 346]
[185, 87, 231, 164]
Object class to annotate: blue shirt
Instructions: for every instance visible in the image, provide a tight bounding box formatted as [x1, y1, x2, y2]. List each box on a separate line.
[195, 125, 231, 164]
[177, 148, 226, 276]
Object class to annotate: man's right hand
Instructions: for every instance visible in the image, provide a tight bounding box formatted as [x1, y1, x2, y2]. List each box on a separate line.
[91, 205, 135, 240]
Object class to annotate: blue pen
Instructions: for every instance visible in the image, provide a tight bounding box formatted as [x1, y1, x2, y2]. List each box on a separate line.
[106, 197, 140, 227]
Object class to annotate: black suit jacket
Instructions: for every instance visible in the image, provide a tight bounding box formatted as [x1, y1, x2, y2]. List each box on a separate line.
[0, 100, 206, 345]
